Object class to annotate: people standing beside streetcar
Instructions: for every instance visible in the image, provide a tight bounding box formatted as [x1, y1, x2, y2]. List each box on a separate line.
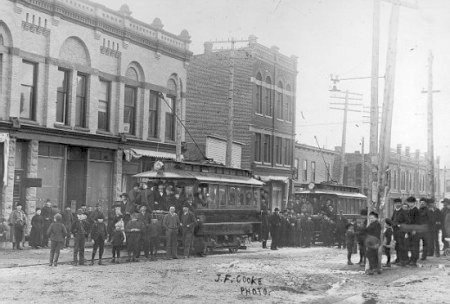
[163, 206, 180, 259]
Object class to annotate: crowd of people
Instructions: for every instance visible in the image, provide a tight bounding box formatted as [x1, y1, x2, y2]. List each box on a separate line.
[1, 180, 207, 266]
[260, 205, 349, 250]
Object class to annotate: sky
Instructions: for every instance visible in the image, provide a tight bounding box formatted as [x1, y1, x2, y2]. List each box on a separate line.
[93, 0, 450, 167]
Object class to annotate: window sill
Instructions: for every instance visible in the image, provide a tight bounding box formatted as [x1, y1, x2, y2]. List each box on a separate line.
[264, 115, 273, 119]
[74, 126, 90, 133]
[54, 123, 72, 130]
[96, 130, 114, 136]
[20, 118, 39, 126]
[255, 112, 264, 117]
[147, 137, 161, 142]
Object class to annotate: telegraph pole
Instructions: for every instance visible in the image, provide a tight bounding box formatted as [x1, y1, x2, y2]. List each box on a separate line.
[421, 51, 440, 200]
[369, 0, 380, 207]
[226, 39, 235, 167]
[329, 80, 363, 184]
[361, 137, 365, 194]
[207, 38, 250, 167]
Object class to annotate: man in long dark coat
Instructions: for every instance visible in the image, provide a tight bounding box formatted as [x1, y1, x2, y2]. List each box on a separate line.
[41, 200, 54, 247]
[261, 209, 270, 249]
[269, 208, 281, 250]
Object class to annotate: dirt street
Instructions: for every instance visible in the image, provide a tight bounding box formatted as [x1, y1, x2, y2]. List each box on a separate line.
[1, 244, 449, 304]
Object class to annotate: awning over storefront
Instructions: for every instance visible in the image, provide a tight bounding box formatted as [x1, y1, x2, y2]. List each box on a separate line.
[296, 190, 367, 199]
[124, 148, 177, 162]
[134, 170, 264, 186]
[258, 175, 290, 183]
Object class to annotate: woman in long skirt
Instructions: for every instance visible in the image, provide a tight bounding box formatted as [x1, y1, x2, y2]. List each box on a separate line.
[29, 208, 44, 248]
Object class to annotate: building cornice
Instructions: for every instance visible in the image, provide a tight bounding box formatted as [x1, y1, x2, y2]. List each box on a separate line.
[12, 0, 193, 62]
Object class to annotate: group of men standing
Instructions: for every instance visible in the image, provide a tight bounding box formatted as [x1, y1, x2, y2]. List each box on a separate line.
[261, 208, 316, 250]
[391, 196, 450, 267]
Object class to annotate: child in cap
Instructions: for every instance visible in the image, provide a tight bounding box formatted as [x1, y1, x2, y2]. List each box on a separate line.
[47, 213, 67, 266]
[111, 223, 126, 263]
[345, 223, 356, 265]
[148, 218, 162, 260]
[125, 213, 144, 262]
[90, 214, 108, 265]
[383, 218, 394, 267]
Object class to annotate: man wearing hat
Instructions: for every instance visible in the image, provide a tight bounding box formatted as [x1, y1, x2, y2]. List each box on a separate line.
[392, 200, 409, 266]
[406, 196, 420, 266]
[140, 182, 155, 211]
[364, 211, 381, 274]
[153, 182, 167, 211]
[180, 205, 196, 258]
[128, 183, 142, 208]
[71, 209, 88, 266]
[269, 208, 281, 250]
[391, 198, 402, 263]
[137, 205, 152, 258]
[8, 204, 27, 250]
[427, 198, 442, 257]
[418, 198, 431, 260]
[442, 198, 450, 253]
[41, 200, 54, 247]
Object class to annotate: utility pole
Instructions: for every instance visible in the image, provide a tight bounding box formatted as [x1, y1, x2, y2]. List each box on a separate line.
[421, 51, 440, 201]
[226, 39, 235, 167]
[375, 0, 417, 274]
[207, 38, 250, 167]
[329, 80, 363, 184]
[369, 0, 380, 207]
[175, 76, 182, 162]
[361, 137, 365, 194]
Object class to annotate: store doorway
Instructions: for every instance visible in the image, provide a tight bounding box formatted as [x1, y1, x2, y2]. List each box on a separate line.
[66, 146, 87, 210]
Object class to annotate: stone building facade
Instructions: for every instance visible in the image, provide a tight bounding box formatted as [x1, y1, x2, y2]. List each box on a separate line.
[185, 36, 297, 211]
[345, 144, 440, 217]
[293, 143, 339, 186]
[0, 0, 191, 222]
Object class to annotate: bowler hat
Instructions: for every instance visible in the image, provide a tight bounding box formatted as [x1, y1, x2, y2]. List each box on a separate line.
[406, 196, 416, 203]
[393, 198, 402, 204]
[274, 208, 279, 212]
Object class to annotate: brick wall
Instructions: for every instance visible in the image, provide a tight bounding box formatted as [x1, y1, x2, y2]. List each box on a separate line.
[294, 143, 338, 184]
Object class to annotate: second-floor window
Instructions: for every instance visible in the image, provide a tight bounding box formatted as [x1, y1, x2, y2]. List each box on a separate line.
[263, 134, 271, 163]
[254, 133, 261, 162]
[98, 79, 110, 131]
[149, 91, 159, 138]
[56, 68, 69, 124]
[275, 137, 282, 164]
[20, 60, 37, 120]
[303, 160, 308, 181]
[265, 77, 272, 116]
[311, 161, 316, 182]
[75, 73, 87, 127]
[165, 95, 176, 141]
[255, 73, 263, 114]
[124, 86, 136, 135]
[276, 82, 283, 119]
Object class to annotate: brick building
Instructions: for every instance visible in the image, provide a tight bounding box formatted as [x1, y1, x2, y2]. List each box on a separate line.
[0, 0, 191, 221]
[185, 36, 297, 211]
[293, 143, 339, 185]
[344, 144, 440, 217]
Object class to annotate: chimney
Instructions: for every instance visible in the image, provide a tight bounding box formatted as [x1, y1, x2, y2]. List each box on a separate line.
[405, 146, 410, 157]
[415, 149, 420, 160]
[397, 144, 402, 155]
[204, 41, 213, 54]
[248, 34, 258, 45]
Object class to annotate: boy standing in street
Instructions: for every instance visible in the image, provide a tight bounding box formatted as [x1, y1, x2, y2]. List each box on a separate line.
[148, 218, 161, 260]
[90, 214, 108, 265]
[71, 209, 87, 266]
[345, 223, 356, 265]
[47, 214, 67, 266]
[111, 224, 125, 263]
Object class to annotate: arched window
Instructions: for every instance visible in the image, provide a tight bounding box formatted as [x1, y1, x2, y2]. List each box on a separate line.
[255, 73, 262, 114]
[166, 78, 177, 141]
[276, 81, 283, 119]
[264, 76, 272, 116]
